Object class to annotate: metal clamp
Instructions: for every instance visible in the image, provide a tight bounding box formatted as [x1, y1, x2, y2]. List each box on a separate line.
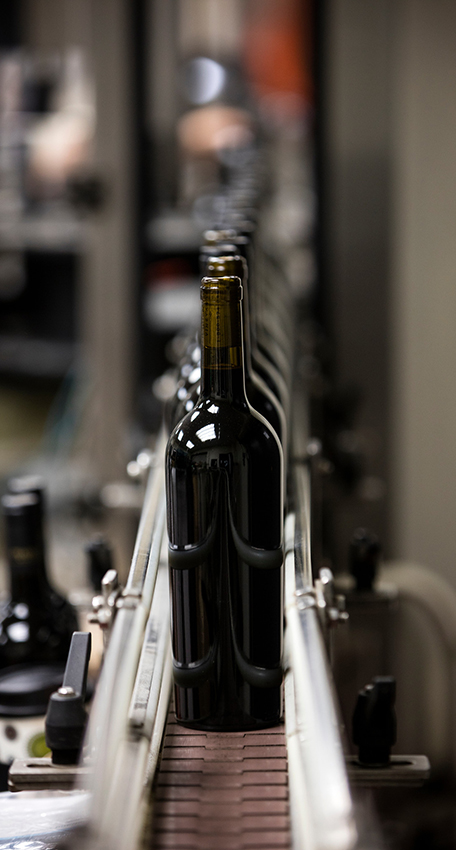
[88, 569, 123, 644]
[315, 567, 349, 633]
[294, 587, 316, 611]
[117, 587, 142, 610]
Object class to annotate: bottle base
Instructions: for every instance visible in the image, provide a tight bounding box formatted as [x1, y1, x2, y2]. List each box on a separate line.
[174, 714, 284, 732]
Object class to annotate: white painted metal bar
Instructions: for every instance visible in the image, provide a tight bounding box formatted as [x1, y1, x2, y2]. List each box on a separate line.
[285, 500, 357, 850]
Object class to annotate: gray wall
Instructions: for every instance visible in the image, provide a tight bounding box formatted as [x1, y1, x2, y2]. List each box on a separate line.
[324, 0, 394, 565]
[326, 0, 456, 768]
[326, 0, 456, 583]
[391, 0, 456, 586]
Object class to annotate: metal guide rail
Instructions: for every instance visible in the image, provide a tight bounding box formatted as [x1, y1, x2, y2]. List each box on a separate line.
[72, 403, 357, 850]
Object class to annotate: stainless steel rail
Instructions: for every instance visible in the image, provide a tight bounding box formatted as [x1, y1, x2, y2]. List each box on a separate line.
[80, 431, 171, 849]
[284, 390, 357, 850]
[285, 505, 357, 850]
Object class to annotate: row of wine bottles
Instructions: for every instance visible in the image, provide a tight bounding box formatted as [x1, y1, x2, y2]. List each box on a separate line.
[165, 151, 295, 731]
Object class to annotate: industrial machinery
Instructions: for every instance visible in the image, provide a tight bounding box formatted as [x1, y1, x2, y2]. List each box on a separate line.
[3, 2, 453, 848]
[6, 226, 430, 846]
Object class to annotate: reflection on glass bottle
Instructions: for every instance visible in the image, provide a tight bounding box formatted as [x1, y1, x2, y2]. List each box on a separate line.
[166, 274, 283, 730]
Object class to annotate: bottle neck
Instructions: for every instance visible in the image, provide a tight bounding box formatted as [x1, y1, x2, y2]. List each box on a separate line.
[8, 544, 48, 601]
[242, 276, 254, 380]
[3, 503, 50, 601]
[203, 256, 255, 382]
[200, 280, 248, 405]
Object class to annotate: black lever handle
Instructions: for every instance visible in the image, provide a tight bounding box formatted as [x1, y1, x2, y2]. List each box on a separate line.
[45, 631, 92, 765]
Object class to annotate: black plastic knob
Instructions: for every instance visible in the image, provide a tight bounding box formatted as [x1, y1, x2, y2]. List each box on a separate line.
[350, 528, 381, 592]
[352, 676, 396, 766]
[85, 536, 113, 591]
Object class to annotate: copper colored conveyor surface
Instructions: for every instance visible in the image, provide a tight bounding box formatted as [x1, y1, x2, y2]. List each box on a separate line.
[148, 709, 291, 849]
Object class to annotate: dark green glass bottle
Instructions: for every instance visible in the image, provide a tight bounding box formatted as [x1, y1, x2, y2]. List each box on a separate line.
[205, 255, 287, 448]
[170, 254, 288, 452]
[200, 240, 289, 417]
[200, 239, 290, 415]
[0, 493, 79, 669]
[166, 275, 283, 731]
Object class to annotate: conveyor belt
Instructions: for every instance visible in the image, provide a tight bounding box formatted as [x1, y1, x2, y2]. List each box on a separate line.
[148, 708, 291, 850]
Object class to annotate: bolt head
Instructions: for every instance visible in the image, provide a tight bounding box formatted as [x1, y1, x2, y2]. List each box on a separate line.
[58, 686, 76, 697]
[307, 438, 322, 457]
[92, 594, 104, 611]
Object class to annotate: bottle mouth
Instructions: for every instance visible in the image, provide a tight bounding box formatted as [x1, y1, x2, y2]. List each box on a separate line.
[204, 228, 238, 244]
[201, 275, 243, 301]
[205, 255, 246, 280]
[2, 493, 39, 514]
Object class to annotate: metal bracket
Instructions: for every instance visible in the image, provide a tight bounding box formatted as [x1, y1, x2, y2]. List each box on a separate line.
[117, 587, 142, 610]
[294, 587, 316, 611]
[89, 569, 145, 646]
[346, 754, 430, 787]
[315, 567, 349, 633]
[8, 757, 92, 792]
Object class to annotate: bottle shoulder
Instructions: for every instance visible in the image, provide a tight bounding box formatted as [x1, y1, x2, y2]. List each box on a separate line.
[0, 592, 77, 668]
[167, 397, 282, 461]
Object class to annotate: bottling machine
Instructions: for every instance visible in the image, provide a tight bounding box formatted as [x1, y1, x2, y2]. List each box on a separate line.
[2, 1, 453, 847]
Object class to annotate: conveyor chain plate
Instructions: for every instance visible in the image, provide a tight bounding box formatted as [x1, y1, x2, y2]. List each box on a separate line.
[148, 710, 291, 849]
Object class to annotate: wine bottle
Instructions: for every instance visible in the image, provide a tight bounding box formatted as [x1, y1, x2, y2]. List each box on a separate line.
[204, 254, 287, 449]
[200, 238, 290, 416]
[8, 475, 79, 614]
[166, 244, 251, 429]
[166, 274, 283, 731]
[8, 475, 47, 550]
[0, 493, 79, 669]
[217, 227, 293, 382]
[171, 254, 287, 450]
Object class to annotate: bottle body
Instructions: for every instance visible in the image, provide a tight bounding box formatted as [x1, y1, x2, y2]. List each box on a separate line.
[166, 275, 283, 730]
[167, 399, 283, 729]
